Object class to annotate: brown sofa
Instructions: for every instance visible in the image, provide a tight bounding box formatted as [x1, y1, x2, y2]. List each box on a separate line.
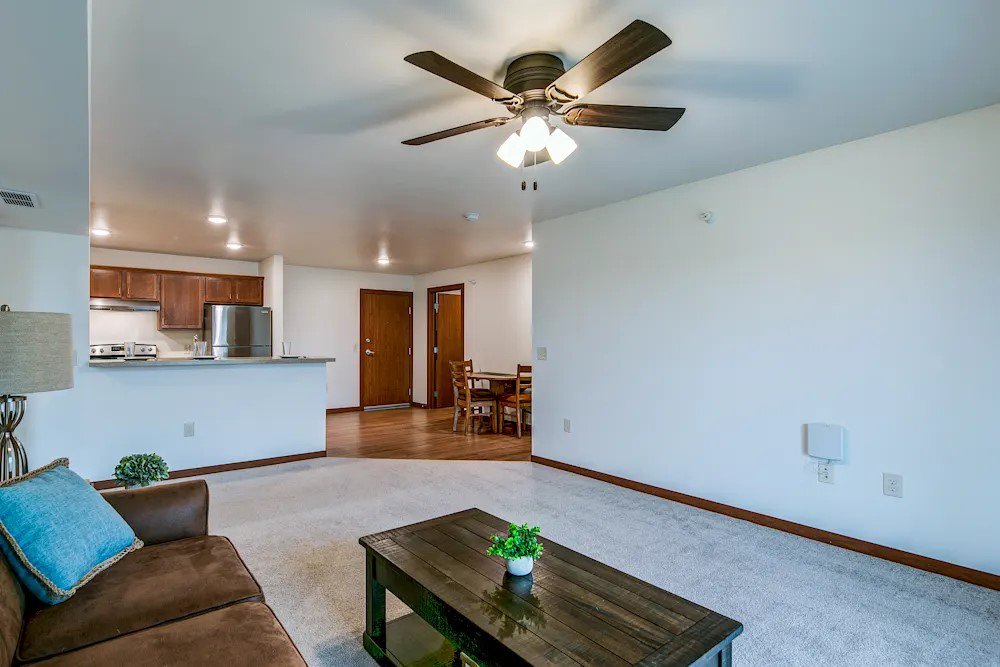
[0, 480, 305, 666]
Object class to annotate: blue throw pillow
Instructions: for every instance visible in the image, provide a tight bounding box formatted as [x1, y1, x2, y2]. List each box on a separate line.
[0, 458, 142, 604]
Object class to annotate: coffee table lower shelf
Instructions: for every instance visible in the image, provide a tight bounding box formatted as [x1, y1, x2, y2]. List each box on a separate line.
[365, 613, 464, 667]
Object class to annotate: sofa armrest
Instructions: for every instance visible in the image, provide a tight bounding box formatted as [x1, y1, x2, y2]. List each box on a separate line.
[101, 480, 209, 546]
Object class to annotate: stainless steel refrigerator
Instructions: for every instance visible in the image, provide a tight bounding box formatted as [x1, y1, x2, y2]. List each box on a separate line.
[203, 305, 272, 358]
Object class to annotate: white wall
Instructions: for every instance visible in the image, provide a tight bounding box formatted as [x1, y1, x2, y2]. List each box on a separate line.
[413, 254, 532, 405]
[260, 255, 285, 349]
[91, 247, 260, 275]
[283, 265, 412, 409]
[2, 227, 327, 481]
[533, 104, 1000, 575]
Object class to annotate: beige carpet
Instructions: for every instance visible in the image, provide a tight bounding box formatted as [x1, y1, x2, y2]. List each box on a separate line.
[204, 457, 998, 666]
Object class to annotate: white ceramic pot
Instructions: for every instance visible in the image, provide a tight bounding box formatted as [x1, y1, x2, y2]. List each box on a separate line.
[506, 556, 534, 577]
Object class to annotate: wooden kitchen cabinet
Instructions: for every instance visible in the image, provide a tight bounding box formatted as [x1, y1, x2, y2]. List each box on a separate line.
[90, 268, 123, 298]
[204, 276, 263, 305]
[158, 274, 204, 329]
[204, 276, 234, 303]
[123, 270, 159, 301]
[89, 264, 261, 321]
[233, 276, 264, 305]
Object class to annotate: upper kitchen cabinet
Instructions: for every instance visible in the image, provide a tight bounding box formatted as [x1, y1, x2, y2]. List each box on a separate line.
[204, 276, 234, 303]
[159, 274, 204, 329]
[123, 270, 159, 301]
[233, 276, 264, 305]
[204, 275, 263, 305]
[90, 267, 123, 298]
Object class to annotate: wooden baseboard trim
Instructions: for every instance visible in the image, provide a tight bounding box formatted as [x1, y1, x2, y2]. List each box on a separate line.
[92, 451, 327, 490]
[327, 406, 361, 414]
[530, 455, 999, 591]
[410, 401, 428, 409]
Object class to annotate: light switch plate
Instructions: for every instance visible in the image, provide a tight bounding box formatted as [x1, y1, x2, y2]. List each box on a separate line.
[536, 347, 547, 360]
[183, 422, 195, 437]
[563, 418, 571, 433]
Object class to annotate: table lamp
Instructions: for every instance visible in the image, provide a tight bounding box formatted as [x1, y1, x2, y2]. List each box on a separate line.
[0, 304, 74, 481]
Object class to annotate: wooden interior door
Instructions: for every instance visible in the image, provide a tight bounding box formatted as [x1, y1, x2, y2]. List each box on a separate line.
[432, 292, 464, 408]
[360, 290, 412, 408]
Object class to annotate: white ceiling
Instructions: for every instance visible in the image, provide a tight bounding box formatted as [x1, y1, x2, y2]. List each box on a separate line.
[87, 0, 1000, 274]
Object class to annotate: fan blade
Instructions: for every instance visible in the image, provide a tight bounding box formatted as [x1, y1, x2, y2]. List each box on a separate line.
[547, 20, 672, 108]
[563, 104, 685, 131]
[402, 117, 512, 146]
[405, 51, 520, 105]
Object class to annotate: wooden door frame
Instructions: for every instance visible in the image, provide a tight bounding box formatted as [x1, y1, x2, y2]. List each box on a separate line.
[359, 289, 413, 409]
[426, 283, 465, 409]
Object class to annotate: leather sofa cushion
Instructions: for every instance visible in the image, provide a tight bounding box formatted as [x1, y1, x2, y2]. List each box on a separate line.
[28, 601, 305, 667]
[0, 555, 24, 667]
[18, 535, 262, 663]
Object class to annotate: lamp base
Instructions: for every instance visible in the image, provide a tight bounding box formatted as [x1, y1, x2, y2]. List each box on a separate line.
[0, 395, 28, 482]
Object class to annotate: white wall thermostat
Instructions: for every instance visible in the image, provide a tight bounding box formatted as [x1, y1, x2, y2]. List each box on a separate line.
[806, 423, 846, 461]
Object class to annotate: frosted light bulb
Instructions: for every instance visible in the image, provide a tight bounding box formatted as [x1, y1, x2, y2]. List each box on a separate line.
[496, 132, 527, 168]
[546, 128, 578, 164]
[519, 116, 551, 152]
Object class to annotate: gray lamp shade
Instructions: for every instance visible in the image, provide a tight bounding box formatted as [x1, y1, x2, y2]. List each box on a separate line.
[0, 307, 74, 395]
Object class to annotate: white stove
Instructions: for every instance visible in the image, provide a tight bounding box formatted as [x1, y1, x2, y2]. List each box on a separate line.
[90, 343, 158, 360]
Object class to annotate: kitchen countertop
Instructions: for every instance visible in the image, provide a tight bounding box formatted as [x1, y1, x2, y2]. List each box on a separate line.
[89, 356, 335, 368]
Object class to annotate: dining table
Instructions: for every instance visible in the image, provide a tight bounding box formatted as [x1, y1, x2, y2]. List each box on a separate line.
[466, 371, 516, 397]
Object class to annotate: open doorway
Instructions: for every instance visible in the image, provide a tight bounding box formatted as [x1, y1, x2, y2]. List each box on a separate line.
[426, 283, 464, 409]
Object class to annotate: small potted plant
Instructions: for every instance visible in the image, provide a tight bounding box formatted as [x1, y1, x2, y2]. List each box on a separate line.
[487, 523, 544, 576]
[114, 453, 170, 489]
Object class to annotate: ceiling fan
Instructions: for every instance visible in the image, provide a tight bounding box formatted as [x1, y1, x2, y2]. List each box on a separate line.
[401, 20, 685, 168]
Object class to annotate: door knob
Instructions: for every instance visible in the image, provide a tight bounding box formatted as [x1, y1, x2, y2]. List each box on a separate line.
[365, 349, 375, 356]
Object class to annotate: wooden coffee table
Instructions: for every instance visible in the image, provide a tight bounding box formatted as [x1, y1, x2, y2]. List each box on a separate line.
[359, 508, 742, 666]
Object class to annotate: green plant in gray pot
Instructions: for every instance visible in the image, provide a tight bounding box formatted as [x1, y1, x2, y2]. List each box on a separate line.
[487, 523, 544, 576]
[114, 453, 169, 489]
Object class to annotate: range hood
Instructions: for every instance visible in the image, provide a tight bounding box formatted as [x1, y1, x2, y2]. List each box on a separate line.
[89, 298, 160, 312]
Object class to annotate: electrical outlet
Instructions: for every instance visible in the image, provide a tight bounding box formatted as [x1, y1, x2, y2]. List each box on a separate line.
[183, 422, 195, 437]
[563, 418, 571, 433]
[536, 347, 547, 361]
[817, 463, 833, 484]
[883, 473, 903, 498]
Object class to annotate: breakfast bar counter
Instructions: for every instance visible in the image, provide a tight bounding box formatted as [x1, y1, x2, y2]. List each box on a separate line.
[89, 356, 334, 368]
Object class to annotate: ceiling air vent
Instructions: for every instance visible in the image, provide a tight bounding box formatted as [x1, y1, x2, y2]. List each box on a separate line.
[0, 189, 40, 208]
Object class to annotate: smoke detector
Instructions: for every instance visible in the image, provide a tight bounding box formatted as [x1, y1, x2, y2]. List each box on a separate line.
[0, 188, 40, 208]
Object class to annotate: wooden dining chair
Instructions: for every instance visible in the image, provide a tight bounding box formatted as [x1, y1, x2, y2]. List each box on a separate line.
[499, 364, 532, 438]
[449, 360, 496, 435]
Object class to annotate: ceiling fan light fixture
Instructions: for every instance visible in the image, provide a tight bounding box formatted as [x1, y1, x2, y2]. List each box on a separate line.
[519, 115, 551, 152]
[546, 128, 577, 164]
[496, 132, 527, 168]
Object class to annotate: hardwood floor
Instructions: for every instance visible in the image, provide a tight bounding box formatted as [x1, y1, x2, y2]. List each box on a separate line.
[326, 407, 531, 461]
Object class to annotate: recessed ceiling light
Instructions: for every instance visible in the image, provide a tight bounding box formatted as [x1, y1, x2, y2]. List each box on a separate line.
[523, 240, 535, 248]
[226, 242, 243, 250]
[208, 215, 228, 224]
[463, 212, 480, 222]
[90, 228, 111, 237]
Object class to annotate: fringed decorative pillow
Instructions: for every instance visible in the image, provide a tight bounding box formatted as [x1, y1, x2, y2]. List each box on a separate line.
[0, 458, 142, 604]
